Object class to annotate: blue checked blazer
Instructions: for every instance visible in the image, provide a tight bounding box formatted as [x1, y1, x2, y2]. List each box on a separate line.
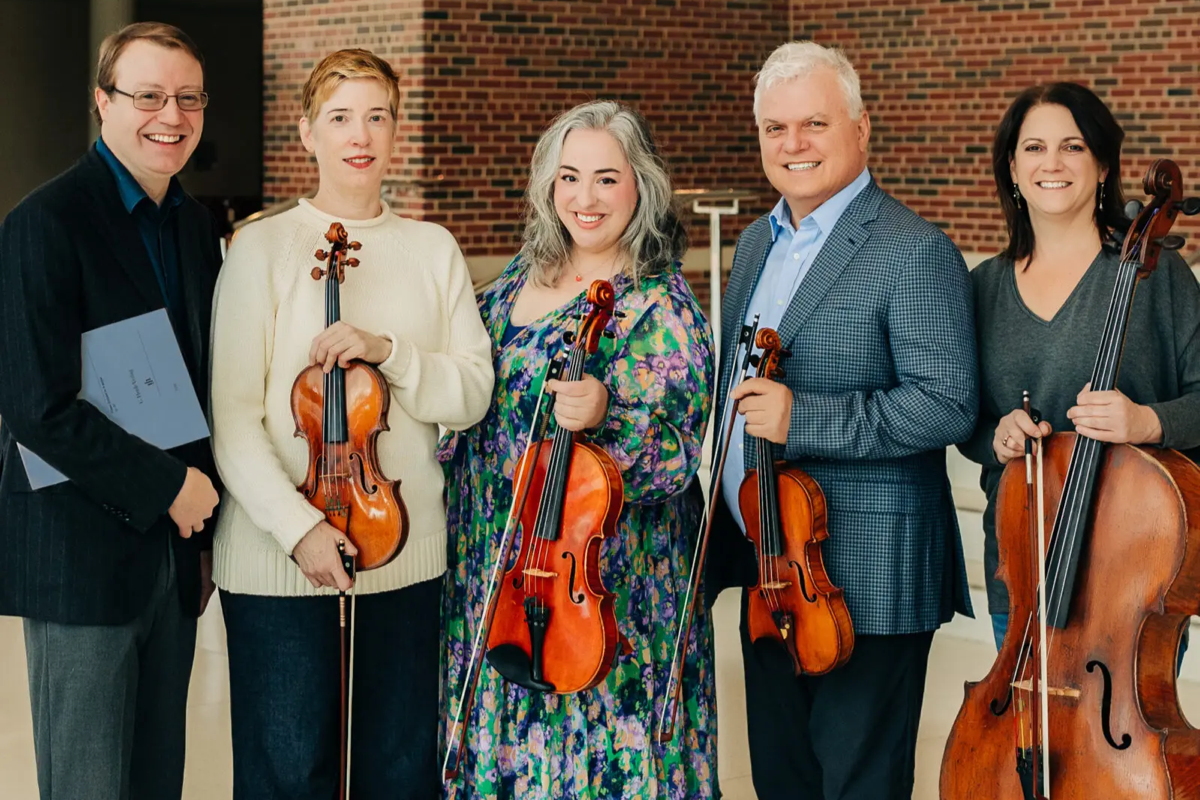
[704, 180, 979, 635]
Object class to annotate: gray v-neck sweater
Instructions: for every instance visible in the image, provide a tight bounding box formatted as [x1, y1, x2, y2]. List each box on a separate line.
[958, 247, 1200, 614]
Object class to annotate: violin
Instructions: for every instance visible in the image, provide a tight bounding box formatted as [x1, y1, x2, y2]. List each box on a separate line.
[289, 222, 409, 800]
[444, 280, 626, 778]
[940, 160, 1200, 799]
[657, 321, 853, 743]
[291, 222, 409, 569]
[739, 327, 853, 676]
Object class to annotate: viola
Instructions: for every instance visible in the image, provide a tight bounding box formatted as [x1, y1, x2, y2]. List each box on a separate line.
[940, 160, 1200, 799]
[444, 280, 626, 777]
[289, 222, 409, 800]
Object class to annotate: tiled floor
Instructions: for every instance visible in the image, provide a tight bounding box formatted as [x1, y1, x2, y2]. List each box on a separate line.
[6, 586, 1195, 799]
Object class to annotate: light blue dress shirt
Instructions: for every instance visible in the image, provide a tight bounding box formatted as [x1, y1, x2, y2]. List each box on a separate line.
[719, 167, 872, 533]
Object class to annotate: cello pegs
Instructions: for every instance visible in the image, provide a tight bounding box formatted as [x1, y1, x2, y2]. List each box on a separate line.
[1182, 197, 1200, 216]
[311, 267, 325, 280]
[1156, 235, 1186, 251]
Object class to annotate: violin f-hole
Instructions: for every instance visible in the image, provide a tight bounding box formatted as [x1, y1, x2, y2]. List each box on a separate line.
[562, 551, 585, 604]
[788, 558, 818, 603]
[1086, 660, 1132, 751]
[348, 452, 378, 494]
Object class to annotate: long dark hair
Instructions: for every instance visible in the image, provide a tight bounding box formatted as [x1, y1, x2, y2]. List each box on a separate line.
[992, 82, 1126, 263]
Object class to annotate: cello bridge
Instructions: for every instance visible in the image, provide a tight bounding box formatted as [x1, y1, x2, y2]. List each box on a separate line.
[522, 568, 558, 579]
[1010, 679, 1080, 698]
[761, 581, 792, 591]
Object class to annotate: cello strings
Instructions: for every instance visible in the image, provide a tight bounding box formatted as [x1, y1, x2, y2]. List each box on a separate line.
[1009, 245, 1137, 740]
[1042, 253, 1140, 650]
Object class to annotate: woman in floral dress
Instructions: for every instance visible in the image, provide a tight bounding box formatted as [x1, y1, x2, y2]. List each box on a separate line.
[438, 100, 717, 798]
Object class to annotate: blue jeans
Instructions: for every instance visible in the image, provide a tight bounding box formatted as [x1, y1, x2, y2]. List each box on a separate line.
[221, 577, 442, 800]
[991, 612, 1188, 673]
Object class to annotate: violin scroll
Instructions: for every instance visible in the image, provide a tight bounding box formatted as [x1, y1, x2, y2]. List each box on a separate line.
[575, 280, 616, 354]
[312, 223, 363, 282]
[751, 328, 790, 381]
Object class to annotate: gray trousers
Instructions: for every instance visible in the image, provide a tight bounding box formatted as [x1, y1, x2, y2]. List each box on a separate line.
[22, 542, 197, 800]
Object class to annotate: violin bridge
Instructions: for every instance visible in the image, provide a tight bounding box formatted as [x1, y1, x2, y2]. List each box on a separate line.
[761, 581, 792, 590]
[522, 568, 558, 579]
[1010, 679, 1080, 698]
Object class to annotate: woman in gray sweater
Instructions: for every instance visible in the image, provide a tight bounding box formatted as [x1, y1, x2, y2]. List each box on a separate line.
[957, 82, 1200, 650]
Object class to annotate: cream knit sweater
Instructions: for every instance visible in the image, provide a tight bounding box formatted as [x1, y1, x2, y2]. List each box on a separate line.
[209, 199, 493, 596]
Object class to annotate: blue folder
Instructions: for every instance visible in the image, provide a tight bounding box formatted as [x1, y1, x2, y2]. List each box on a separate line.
[18, 309, 210, 490]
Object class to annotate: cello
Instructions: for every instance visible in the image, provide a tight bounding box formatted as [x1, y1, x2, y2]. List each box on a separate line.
[290, 222, 409, 800]
[940, 160, 1200, 799]
[444, 280, 625, 777]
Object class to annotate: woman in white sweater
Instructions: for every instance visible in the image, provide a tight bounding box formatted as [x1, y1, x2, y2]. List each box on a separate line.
[209, 49, 493, 799]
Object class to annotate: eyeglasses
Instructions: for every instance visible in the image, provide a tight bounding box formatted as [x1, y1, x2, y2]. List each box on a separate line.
[109, 87, 209, 111]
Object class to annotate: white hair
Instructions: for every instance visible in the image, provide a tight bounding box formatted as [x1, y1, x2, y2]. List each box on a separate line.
[753, 41, 864, 121]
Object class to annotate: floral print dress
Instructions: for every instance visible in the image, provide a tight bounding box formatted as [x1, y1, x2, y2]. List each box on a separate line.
[438, 258, 717, 799]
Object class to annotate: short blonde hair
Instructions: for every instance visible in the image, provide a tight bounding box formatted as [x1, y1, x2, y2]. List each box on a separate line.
[301, 49, 401, 122]
[754, 41, 863, 121]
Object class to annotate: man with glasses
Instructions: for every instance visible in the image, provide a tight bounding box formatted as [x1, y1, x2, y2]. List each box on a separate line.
[0, 22, 220, 800]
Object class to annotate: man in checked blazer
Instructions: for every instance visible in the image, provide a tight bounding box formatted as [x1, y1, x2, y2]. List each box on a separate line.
[705, 42, 979, 799]
[0, 23, 220, 800]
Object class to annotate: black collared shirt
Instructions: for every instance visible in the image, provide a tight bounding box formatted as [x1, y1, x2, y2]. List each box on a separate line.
[95, 137, 187, 342]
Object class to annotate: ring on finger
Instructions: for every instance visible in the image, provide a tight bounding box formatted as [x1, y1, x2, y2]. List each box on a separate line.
[1002, 435, 1012, 447]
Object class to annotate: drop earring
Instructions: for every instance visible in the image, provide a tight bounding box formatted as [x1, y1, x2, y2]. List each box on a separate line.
[1099, 182, 1105, 212]
[1012, 183, 1023, 210]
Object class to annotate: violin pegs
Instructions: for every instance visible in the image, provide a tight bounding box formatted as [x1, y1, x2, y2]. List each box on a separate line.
[315, 249, 329, 261]
[602, 331, 616, 339]
[563, 331, 576, 345]
[748, 354, 761, 367]
[311, 267, 325, 280]
[346, 258, 360, 268]
[613, 311, 627, 319]
[349, 240, 362, 251]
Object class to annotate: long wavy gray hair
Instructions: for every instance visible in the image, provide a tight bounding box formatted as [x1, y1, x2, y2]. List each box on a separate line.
[520, 100, 688, 286]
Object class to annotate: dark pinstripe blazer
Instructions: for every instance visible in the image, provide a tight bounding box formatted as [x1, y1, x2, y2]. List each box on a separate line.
[705, 180, 979, 635]
[0, 146, 221, 625]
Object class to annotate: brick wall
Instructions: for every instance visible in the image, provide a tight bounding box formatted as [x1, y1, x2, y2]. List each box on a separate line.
[262, 0, 1200, 302]
[263, 0, 428, 218]
[796, 0, 1200, 261]
[263, 0, 790, 304]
